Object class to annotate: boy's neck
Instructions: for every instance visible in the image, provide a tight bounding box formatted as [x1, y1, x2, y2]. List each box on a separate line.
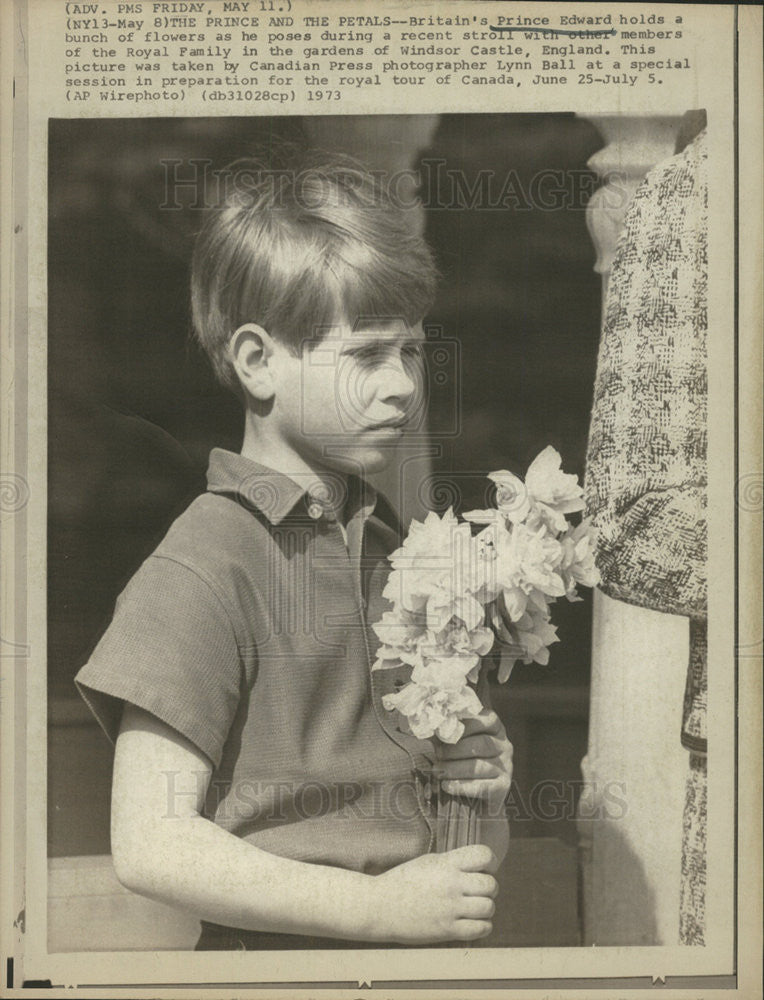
[240, 420, 349, 521]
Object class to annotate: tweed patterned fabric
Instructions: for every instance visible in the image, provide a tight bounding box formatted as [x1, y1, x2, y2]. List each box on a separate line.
[584, 130, 708, 619]
[680, 753, 707, 944]
[682, 618, 707, 755]
[584, 131, 708, 944]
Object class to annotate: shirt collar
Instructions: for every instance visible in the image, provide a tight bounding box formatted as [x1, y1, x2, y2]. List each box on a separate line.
[205, 448, 400, 536]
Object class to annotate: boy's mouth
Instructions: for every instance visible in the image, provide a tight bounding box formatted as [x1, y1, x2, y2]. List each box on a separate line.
[365, 417, 408, 433]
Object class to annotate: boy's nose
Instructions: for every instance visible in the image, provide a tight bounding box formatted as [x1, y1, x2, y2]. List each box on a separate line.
[376, 357, 420, 404]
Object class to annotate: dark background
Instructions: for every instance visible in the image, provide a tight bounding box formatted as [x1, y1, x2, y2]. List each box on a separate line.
[48, 113, 603, 857]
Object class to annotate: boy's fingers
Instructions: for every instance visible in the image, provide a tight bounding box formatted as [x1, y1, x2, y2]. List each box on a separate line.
[436, 734, 502, 760]
[435, 758, 500, 781]
[463, 873, 499, 898]
[441, 778, 506, 799]
[453, 918, 493, 940]
[448, 844, 496, 871]
[459, 895, 496, 920]
[459, 711, 502, 738]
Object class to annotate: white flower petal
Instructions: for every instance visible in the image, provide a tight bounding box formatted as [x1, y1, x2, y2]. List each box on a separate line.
[437, 716, 464, 744]
[497, 651, 516, 684]
[462, 508, 502, 524]
[502, 586, 528, 621]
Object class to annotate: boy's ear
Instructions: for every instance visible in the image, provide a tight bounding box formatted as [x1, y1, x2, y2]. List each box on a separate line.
[229, 324, 277, 401]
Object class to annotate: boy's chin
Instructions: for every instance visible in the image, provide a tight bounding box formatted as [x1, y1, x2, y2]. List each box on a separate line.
[319, 446, 396, 477]
[361, 450, 396, 474]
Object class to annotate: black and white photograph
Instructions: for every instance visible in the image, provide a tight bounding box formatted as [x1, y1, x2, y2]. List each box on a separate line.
[47, 109, 711, 952]
[1, 1, 761, 995]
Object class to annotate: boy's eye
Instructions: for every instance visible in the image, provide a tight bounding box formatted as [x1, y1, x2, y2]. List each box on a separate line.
[343, 342, 425, 366]
[346, 345, 385, 363]
[401, 343, 424, 362]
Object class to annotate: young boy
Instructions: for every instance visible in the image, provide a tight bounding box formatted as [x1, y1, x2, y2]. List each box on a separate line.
[75, 150, 512, 950]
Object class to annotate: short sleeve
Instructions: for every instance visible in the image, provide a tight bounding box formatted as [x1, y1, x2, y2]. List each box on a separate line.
[75, 555, 242, 769]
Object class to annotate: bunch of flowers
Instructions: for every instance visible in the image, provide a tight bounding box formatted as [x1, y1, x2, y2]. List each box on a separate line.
[373, 447, 600, 744]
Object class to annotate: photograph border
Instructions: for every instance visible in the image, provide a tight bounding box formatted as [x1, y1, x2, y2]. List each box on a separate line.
[2, 2, 762, 995]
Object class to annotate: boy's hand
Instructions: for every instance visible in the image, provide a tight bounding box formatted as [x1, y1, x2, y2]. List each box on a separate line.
[370, 845, 498, 943]
[433, 710, 513, 812]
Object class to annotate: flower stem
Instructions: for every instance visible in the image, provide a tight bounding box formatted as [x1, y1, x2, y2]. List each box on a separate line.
[437, 784, 478, 851]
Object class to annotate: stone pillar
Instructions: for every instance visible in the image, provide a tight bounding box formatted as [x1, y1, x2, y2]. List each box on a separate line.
[585, 115, 684, 294]
[577, 114, 689, 945]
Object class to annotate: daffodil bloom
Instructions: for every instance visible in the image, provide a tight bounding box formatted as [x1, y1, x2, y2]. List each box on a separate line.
[489, 470, 532, 523]
[495, 521, 566, 618]
[560, 519, 601, 595]
[372, 607, 426, 648]
[374, 447, 598, 751]
[491, 599, 559, 681]
[381, 666, 484, 743]
[524, 445, 585, 517]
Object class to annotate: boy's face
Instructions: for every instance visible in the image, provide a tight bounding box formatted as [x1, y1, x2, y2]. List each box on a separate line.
[272, 317, 425, 476]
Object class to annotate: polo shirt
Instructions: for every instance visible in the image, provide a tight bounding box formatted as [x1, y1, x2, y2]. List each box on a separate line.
[75, 449, 436, 926]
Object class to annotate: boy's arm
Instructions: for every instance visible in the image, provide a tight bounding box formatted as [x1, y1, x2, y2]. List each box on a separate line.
[112, 704, 499, 944]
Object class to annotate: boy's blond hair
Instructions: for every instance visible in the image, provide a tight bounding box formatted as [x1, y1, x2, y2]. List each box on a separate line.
[191, 148, 437, 393]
